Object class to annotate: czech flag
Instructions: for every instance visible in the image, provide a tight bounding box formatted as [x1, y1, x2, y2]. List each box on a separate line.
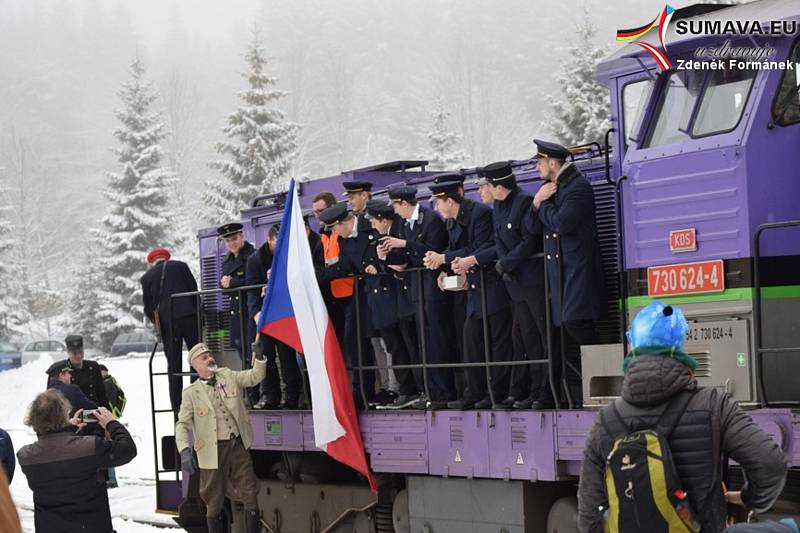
[257, 179, 377, 491]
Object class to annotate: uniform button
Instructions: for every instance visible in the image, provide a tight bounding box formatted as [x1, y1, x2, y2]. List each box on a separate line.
[555, 254, 559, 259]
[507, 223, 512, 229]
[545, 235, 550, 240]
[471, 284, 476, 289]
[373, 289, 378, 293]
[547, 255, 551, 260]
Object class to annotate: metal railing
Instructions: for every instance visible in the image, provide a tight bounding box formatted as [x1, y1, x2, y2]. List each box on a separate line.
[752, 220, 800, 407]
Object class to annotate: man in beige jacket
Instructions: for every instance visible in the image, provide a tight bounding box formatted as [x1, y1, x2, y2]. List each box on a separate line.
[175, 342, 266, 533]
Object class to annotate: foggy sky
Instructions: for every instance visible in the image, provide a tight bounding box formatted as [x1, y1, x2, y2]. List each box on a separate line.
[0, 0, 684, 290]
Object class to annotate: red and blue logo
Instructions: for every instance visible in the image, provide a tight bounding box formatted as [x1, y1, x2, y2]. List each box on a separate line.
[617, 5, 675, 71]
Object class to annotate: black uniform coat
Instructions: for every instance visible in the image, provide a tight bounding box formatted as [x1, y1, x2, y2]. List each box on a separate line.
[16, 420, 137, 533]
[396, 206, 450, 307]
[48, 382, 97, 416]
[316, 221, 378, 336]
[442, 199, 510, 319]
[49, 360, 109, 409]
[535, 164, 606, 325]
[245, 242, 274, 320]
[222, 241, 256, 318]
[384, 218, 416, 320]
[493, 187, 545, 299]
[140, 260, 198, 325]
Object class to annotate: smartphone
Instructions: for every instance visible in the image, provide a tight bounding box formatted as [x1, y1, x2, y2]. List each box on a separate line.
[81, 410, 98, 423]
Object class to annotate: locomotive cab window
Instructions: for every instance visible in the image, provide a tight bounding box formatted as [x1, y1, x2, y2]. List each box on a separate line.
[772, 38, 800, 126]
[692, 66, 756, 137]
[622, 79, 652, 147]
[644, 69, 703, 147]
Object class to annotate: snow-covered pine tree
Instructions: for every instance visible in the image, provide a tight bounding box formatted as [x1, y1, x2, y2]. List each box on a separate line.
[545, 18, 611, 146]
[203, 31, 300, 225]
[425, 106, 469, 170]
[93, 57, 178, 350]
[0, 177, 28, 340]
[60, 255, 105, 348]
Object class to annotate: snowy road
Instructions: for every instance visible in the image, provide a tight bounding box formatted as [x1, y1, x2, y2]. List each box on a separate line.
[1, 353, 185, 532]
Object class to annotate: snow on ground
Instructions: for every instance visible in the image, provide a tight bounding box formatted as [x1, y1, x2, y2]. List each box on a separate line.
[0, 351, 186, 532]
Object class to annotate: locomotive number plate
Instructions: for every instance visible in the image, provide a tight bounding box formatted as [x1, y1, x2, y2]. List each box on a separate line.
[647, 259, 724, 297]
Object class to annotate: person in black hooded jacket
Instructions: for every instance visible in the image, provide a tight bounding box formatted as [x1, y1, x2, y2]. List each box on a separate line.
[17, 389, 136, 533]
[578, 301, 787, 532]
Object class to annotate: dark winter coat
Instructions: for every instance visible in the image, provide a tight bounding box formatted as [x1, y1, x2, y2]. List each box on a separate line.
[0, 428, 14, 482]
[49, 360, 109, 409]
[577, 356, 788, 533]
[395, 205, 450, 308]
[17, 421, 137, 533]
[316, 218, 378, 336]
[140, 259, 198, 326]
[47, 382, 97, 417]
[536, 163, 606, 325]
[221, 241, 256, 319]
[443, 198, 509, 319]
[493, 187, 545, 299]
[245, 241, 275, 320]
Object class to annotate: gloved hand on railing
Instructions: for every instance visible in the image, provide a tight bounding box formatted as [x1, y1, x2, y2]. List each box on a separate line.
[495, 261, 513, 282]
[180, 447, 198, 476]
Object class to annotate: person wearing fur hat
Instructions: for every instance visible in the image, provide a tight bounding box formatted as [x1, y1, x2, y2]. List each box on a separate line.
[141, 247, 199, 413]
[577, 301, 788, 532]
[175, 342, 267, 533]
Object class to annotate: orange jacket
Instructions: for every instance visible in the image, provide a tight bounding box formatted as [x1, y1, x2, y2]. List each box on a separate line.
[322, 233, 354, 298]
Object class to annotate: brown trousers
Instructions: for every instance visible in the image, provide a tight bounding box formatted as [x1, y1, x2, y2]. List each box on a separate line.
[198, 437, 259, 517]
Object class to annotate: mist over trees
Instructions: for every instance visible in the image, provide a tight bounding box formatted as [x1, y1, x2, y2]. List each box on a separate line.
[0, 0, 651, 344]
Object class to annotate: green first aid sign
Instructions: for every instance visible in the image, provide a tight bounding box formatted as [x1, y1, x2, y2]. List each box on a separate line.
[736, 352, 746, 368]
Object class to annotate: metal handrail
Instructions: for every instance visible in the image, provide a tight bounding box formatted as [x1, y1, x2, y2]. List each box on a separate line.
[753, 219, 800, 407]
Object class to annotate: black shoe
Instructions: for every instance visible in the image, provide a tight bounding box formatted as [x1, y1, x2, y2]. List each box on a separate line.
[446, 399, 475, 410]
[253, 395, 280, 410]
[412, 394, 429, 410]
[428, 400, 449, 410]
[474, 398, 493, 409]
[498, 396, 516, 408]
[531, 400, 555, 410]
[513, 396, 535, 409]
[245, 509, 261, 533]
[280, 400, 299, 410]
[375, 389, 398, 405]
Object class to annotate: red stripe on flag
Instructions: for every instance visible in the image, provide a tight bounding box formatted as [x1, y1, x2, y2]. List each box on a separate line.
[261, 316, 303, 354]
[320, 320, 377, 491]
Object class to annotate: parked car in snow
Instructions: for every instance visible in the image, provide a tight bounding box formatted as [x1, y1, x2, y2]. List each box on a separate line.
[110, 329, 158, 357]
[0, 340, 22, 371]
[21, 339, 66, 365]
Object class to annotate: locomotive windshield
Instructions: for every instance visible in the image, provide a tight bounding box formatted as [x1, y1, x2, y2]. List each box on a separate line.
[772, 38, 800, 126]
[643, 65, 756, 147]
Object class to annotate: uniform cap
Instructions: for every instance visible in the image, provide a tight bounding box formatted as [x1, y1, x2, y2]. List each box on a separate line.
[217, 222, 244, 238]
[342, 180, 374, 195]
[46, 361, 73, 376]
[387, 185, 418, 202]
[480, 161, 515, 184]
[429, 181, 462, 198]
[188, 342, 212, 366]
[364, 199, 395, 220]
[533, 138, 571, 160]
[317, 202, 350, 230]
[432, 173, 465, 185]
[65, 335, 83, 352]
[146, 248, 171, 264]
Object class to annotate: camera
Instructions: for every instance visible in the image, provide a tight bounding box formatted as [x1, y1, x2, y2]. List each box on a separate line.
[81, 410, 98, 423]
